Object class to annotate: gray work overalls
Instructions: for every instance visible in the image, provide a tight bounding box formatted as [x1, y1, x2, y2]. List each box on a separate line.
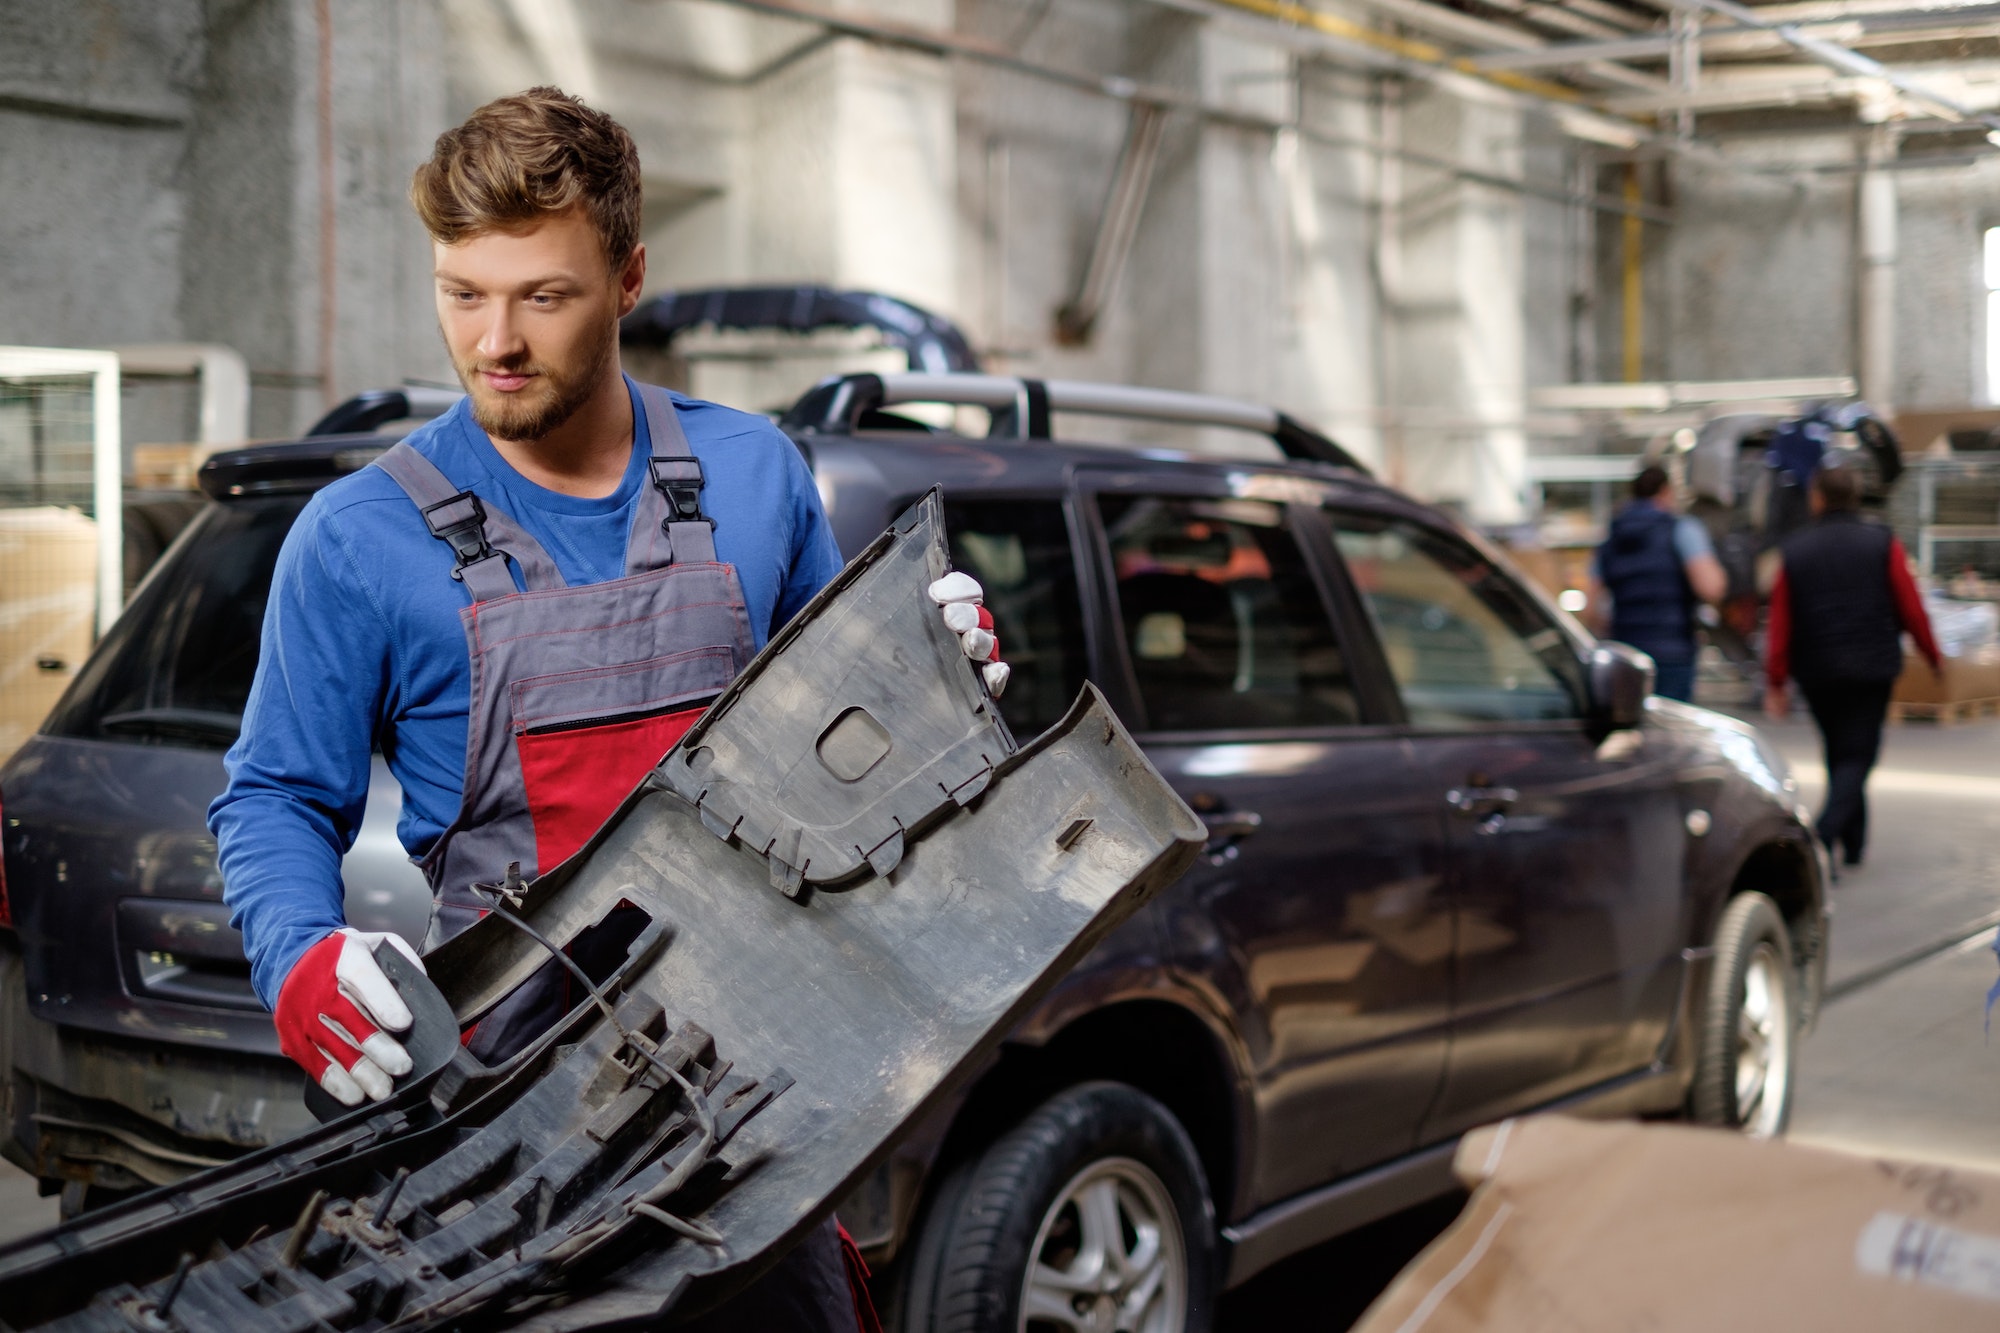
[376, 380, 754, 1061]
[375, 381, 861, 1331]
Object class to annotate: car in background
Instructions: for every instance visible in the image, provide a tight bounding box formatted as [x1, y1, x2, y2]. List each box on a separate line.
[0, 370, 1828, 1331]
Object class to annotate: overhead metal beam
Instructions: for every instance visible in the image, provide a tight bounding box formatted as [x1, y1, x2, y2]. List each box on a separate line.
[1756, 0, 2000, 21]
[1470, 8, 2000, 70]
[1684, 0, 2000, 129]
[1606, 63, 2000, 116]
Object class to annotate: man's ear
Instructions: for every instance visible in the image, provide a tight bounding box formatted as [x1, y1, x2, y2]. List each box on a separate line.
[616, 243, 647, 317]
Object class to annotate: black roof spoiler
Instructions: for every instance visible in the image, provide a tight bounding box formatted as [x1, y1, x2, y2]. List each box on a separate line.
[303, 385, 465, 438]
[622, 285, 980, 374]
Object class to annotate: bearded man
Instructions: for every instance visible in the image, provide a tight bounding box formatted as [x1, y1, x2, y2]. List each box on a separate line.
[210, 87, 999, 1331]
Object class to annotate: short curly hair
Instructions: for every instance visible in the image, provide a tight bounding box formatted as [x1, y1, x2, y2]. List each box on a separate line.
[411, 87, 641, 268]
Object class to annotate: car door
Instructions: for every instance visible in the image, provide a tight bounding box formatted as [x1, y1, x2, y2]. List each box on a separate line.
[1326, 509, 1686, 1137]
[1083, 475, 1452, 1205]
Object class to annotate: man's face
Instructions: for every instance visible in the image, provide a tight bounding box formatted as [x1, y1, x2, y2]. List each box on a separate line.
[433, 207, 644, 442]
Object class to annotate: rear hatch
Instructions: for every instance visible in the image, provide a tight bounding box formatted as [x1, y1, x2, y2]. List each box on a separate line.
[3, 473, 427, 1060]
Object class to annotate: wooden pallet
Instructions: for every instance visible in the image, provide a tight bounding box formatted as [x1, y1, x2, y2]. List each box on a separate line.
[1888, 695, 2000, 725]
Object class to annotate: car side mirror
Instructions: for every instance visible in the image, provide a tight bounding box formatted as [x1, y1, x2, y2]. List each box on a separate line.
[1587, 642, 1655, 736]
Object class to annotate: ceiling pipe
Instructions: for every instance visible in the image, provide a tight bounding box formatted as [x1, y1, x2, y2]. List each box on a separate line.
[1563, 0, 1657, 31]
[1055, 103, 1168, 345]
[1473, 0, 1632, 43]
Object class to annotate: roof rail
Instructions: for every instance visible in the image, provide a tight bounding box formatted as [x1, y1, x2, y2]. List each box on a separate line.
[780, 372, 1370, 474]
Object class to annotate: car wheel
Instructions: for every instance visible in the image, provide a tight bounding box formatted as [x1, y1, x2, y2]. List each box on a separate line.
[899, 1082, 1217, 1333]
[1691, 891, 1796, 1137]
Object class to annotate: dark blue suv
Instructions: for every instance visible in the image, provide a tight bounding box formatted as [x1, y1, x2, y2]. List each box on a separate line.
[0, 371, 1826, 1332]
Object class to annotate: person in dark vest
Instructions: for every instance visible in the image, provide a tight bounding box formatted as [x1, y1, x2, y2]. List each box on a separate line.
[1764, 465, 1939, 869]
[1589, 466, 1727, 702]
[208, 88, 1008, 1332]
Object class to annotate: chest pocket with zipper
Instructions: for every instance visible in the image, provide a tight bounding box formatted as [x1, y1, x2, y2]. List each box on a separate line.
[511, 644, 737, 869]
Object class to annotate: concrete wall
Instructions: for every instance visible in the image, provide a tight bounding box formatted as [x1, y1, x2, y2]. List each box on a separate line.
[15, 0, 1994, 514]
[0, 0, 447, 445]
[1628, 132, 2000, 415]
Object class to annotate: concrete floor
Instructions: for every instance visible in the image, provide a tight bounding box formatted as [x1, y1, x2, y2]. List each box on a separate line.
[1767, 710, 2000, 1171]
[4, 713, 1997, 1327]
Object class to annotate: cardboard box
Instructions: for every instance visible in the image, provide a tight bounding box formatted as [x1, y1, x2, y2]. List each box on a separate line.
[1893, 646, 2000, 705]
[1353, 1115, 2000, 1333]
[1500, 545, 1597, 620]
[0, 506, 97, 764]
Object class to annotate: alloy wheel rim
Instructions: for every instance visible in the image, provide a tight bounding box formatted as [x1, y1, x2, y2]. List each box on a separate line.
[1736, 940, 1792, 1137]
[1018, 1156, 1188, 1333]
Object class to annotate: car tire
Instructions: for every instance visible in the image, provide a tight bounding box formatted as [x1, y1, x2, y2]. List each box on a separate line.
[897, 1082, 1217, 1333]
[1691, 891, 1797, 1137]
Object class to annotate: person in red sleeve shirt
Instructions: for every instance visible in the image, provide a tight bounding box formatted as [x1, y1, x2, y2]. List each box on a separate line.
[1764, 464, 1940, 868]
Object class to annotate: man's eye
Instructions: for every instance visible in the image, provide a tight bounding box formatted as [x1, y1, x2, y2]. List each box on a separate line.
[529, 294, 558, 307]
[448, 290, 477, 304]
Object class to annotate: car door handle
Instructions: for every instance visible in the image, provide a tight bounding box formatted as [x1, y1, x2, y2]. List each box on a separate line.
[1446, 787, 1518, 816]
[1197, 810, 1262, 863]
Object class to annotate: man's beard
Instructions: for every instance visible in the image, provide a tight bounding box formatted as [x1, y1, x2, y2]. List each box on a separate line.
[452, 321, 617, 443]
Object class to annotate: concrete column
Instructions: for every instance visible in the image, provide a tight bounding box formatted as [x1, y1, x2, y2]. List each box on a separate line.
[183, 0, 448, 435]
[1857, 124, 1899, 413]
[1385, 83, 1527, 524]
[746, 0, 956, 308]
[1278, 66, 1385, 471]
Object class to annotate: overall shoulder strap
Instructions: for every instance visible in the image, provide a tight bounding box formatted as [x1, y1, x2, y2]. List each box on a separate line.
[628, 382, 718, 573]
[374, 441, 568, 601]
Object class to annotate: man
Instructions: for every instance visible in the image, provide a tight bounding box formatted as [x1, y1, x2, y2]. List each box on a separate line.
[1765, 464, 1938, 869]
[1590, 465, 1728, 702]
[211, 87, 999, 1330]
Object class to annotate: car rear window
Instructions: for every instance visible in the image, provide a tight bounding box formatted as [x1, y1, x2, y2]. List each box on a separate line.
[44, 496, 307, 749]
[46, 491, 1093, 751]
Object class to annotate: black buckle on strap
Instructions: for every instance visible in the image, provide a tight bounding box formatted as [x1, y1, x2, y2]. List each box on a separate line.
[650, 457, 712, 532]
[422, 491, 495, 580]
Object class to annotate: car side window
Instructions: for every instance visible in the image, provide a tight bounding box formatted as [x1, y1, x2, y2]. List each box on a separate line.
[940, 498, 1089, 739]
[1098, 494, 1358, 731]
[1329, 512, 1585, 726]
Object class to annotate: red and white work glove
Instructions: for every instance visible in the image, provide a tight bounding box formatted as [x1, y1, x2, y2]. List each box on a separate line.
[274, 927, 426, 1106]
[929, 573, 1009, 698]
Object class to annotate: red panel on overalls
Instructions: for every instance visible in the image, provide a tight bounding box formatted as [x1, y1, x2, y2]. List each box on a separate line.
[516, 706, 702, 868]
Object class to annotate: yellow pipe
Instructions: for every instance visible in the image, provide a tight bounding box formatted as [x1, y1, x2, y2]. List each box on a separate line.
[1210, 0, 1592, 106]
[1622, 164, 1643, 382]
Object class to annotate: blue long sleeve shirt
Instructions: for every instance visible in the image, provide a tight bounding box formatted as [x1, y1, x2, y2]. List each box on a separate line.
[210, 379, 845, 1009]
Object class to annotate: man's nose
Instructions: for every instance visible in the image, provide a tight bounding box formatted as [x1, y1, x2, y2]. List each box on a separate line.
[475, 303, 526, 364]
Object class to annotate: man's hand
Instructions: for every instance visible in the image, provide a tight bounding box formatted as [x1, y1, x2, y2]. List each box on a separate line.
[274, 927, 425, 1106]
[929, 572, 1010, 697]
[1763, 684, 1790, 721]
